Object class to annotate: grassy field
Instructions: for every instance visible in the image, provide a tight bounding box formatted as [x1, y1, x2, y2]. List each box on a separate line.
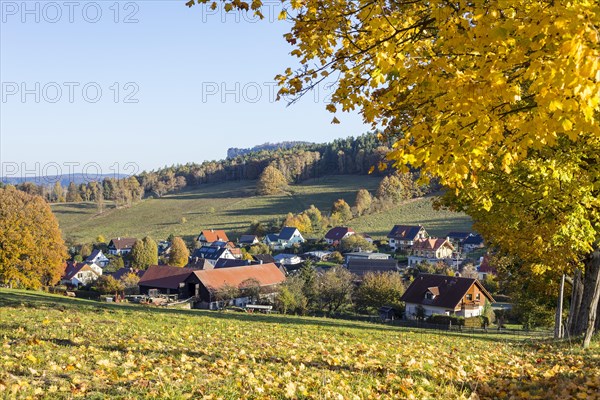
[52, 175, 472, 244]
[0, 289, 598, 399]
[351, 197, 473, 239]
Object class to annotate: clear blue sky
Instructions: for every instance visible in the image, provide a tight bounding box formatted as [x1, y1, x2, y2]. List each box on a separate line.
[0, 0, 368, 178]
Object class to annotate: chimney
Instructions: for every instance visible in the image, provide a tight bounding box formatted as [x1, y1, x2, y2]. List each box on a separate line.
[117, 237, 121, 240]
[259, 259, 263, 264]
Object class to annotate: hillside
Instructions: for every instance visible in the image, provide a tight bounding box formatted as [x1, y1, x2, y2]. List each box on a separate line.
[51, 175, 471, 244]
[1, 289, 598, 399]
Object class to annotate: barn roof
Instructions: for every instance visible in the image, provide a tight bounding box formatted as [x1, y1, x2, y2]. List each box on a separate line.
[195, 263, 285, 291]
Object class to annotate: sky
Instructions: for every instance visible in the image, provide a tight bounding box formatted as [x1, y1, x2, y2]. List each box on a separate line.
[0, 0, 368, 180]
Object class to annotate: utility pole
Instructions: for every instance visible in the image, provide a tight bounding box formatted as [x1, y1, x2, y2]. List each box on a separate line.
[555, 274, 565, 339]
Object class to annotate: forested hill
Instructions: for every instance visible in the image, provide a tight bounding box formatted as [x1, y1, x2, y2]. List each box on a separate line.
[136, 132, 393, 198]
[226, 141, 313, 159]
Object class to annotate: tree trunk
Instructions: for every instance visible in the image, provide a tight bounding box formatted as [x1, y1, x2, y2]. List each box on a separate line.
[582, 248, 600, 348]
[568, 269, 583, 335]
[554, 274, 565, 339]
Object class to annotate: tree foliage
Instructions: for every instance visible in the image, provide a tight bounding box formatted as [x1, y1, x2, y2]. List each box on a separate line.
[355, 272, 405, 312]
[120, 272, 141, 295]
[0, 187, 68, 288]
[330, 199, 352, 224]
[275, 275, 308, 315]
[130, 237, 158, 270]
[96, 275, 125, 296]
[354, 189, 372, 216]
[257, 165, 288, 195]
[315, 266, 355, 315]
[339, 235, 376, 253]
[66, 182, 83, 203]
[168, 237, 190, 267]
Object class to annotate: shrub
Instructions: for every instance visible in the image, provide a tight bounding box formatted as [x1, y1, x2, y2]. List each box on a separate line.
[427, 314, 465, 327]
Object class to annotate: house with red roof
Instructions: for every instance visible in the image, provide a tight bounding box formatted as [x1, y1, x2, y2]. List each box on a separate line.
[401, 274, 494, 319]
[196, 229, 229, 246]
[324, 227, 355, 245]
[138, 263, 286, 309]
[407, 238, 455, 267]
[477, 254, 497, 280]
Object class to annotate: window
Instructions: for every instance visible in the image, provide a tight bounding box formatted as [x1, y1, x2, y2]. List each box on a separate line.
[476, 293, 481, 301]
[425, 292, 435, 300]
[466, 294, 473, 301]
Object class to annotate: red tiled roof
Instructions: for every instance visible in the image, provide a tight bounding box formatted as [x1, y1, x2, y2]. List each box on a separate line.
[428, 286, 440, 296]
[199, 230, 229, 243]
[195, 263, 285, 291]
[325, 227, 355, 241]
[412, 238, 454, 251]
[478, 254, 497, 274]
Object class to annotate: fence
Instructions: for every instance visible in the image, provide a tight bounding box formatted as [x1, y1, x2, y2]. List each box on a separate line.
[386, 319, 553, 341]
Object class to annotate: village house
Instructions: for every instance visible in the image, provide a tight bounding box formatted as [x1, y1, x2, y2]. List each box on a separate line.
[273, 253, 304, 267]
[186, 257, 214, 270]
[214, 259, 254, 268]
[264, 227, 305, 250]
[445, 232, 472, 251]
[324, 226, 355, 245]
[84, 249, 109, 268]
[138, 265, 200, 298]
[138, 263, 286, 309]
[346, 258, 400, 278]
[477, 254, 497, 281]
[252, 254, 276, 264]
[401, 274, 495, 319]
[62, 262, 103, 287]
[238, 235, 259, 246]
[344, 252, 391, 264]
[195, 263, 286, 309]
[302, 251, 332, 261]
[196, 229, 229, 246]
[386, 225, 429, 251]
[407, 238, 455, 267]
[107, 237, 137, 256]
[191, 245, 236, 266]
[463, 234, 485, 253]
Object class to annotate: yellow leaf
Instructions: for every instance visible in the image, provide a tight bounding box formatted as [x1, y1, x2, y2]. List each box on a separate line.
[561, 118, 573, 131]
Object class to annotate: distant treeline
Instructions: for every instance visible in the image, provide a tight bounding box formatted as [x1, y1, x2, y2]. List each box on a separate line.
[226, 141, 313, 159]
[5, 132, 395, 205]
